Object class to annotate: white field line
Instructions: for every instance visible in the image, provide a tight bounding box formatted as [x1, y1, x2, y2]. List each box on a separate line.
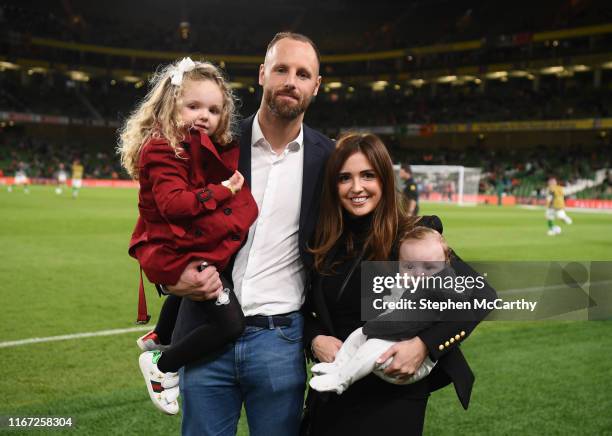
[419, 201, 612, 214]
[518, 204, 612, 214]
[0, 280, 612, 348]
[0, 326, 151, 349]
[3, 279, 611, 349]
[496, 279, 612, 296]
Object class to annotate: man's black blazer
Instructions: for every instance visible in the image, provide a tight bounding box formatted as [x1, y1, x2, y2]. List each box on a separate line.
[172, 114, 334, 343]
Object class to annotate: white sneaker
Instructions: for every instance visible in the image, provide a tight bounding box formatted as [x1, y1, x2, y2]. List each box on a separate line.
[547, 229, 556, 236]
[138, 351, 180, 415]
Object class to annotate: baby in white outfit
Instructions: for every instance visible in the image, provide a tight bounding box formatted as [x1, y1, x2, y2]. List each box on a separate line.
[309, 226, 451, 394]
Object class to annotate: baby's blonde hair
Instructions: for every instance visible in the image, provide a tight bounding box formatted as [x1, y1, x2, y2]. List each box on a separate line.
[117, 60, 238, 179]
[399, 226, 451, 262]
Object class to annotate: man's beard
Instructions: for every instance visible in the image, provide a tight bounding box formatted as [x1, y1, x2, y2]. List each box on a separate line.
[265, 88, 312, 120]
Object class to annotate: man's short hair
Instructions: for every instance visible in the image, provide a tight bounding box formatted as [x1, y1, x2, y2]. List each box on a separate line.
[401, 163, 412, 173]
[266, 32, 321, 66]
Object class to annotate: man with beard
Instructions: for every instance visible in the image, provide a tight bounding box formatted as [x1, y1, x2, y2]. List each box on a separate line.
[160, 32, 334, 436]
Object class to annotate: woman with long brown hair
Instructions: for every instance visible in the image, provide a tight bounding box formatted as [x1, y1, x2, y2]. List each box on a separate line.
[302, 133, 495, 435]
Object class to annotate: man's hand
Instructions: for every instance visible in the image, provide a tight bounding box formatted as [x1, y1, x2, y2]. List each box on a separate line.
[166, 260, 222, 302]
[376, 336, 428, 379]
[311, 335, 343, 363]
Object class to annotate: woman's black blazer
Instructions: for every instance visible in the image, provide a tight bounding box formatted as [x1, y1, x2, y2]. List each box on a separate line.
[302, 215, 497, 409]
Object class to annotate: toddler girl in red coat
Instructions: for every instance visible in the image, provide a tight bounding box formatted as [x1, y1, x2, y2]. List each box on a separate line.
[118, 58, 257, 415]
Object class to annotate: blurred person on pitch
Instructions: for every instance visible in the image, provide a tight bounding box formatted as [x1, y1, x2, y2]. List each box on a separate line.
[71, 159, 84, 198]
[119, 58, 257, 416]
[399, 163, 419, 216]
[546, 177, 572, 236]
[149, 33, 334, 436]
[55, 163, 68, 195]
[8, 161, 30, 194]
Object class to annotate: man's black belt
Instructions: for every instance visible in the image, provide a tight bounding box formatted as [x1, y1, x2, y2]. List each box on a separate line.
[244, 312, 295, 328]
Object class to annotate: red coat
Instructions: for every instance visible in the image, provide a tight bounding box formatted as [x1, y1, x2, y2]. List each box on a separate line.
[129, 128, 258, 285]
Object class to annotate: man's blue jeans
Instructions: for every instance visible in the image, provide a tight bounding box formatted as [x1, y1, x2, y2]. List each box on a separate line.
[180, 312, 306, 436]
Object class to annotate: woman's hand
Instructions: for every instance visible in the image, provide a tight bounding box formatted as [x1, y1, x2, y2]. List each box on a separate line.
[311, 335, 343, 363]
[376, 336, 428, 379]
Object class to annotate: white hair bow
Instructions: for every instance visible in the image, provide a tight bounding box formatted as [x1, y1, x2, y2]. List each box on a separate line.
[170, 57, 196, 86]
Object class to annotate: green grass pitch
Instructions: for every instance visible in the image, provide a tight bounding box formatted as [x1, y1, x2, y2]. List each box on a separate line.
[1, 186, 611, 435]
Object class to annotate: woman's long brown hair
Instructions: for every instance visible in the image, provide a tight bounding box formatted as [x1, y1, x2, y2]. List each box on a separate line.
[310, 133, 418, 272]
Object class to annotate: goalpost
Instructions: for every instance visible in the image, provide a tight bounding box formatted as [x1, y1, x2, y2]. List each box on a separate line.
[404, 165, 483, 206]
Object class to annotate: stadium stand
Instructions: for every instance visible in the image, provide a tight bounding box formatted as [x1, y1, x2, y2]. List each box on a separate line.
[1, 68, 611, 127]
[1, 0, 611, 198]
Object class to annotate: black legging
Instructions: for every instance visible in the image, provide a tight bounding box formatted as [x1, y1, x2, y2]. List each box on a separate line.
[154, 294, 182, 345]
[153, 287, 245, 373]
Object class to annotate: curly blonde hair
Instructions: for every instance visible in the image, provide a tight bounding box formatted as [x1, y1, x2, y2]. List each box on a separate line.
[117, 60, 238, 179]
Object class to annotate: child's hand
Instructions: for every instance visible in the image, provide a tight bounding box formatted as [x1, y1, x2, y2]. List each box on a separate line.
[224, 170, 244, 194]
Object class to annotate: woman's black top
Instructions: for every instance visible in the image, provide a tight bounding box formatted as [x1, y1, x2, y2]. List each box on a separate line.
[320, 212, 370, 341]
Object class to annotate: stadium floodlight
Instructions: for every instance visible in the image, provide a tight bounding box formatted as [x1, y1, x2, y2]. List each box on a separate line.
[437, 75, 457, 83]
[405, 165, 482, 206]
[509, 70, 529, 78]
[122, 75, 141, 83]
[27, 67, 47, 75]
[371, 80, 388, 91]
[0, 61, 20, 70]
[67, 70, 90, 82]
[485, 71, 508, 80]
[540, 66, 564, 75]
[570, 65, 590, 72]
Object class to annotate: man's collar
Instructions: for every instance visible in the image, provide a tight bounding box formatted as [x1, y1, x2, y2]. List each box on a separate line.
[251, 110, 303, 152]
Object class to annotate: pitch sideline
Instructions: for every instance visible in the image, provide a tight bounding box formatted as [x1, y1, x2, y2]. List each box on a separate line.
[0, 326, 151, 349]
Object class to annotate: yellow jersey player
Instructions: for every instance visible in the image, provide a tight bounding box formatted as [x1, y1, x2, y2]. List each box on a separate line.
[546, 177, 572, 236]
[71, 159, 84, 198]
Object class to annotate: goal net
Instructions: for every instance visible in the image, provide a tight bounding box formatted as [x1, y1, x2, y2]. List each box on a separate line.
[402, 165, 482, 205]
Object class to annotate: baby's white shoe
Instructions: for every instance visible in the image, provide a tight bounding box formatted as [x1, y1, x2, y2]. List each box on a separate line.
[309, 374, 348, 394]
[311, 362, 338, 376]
